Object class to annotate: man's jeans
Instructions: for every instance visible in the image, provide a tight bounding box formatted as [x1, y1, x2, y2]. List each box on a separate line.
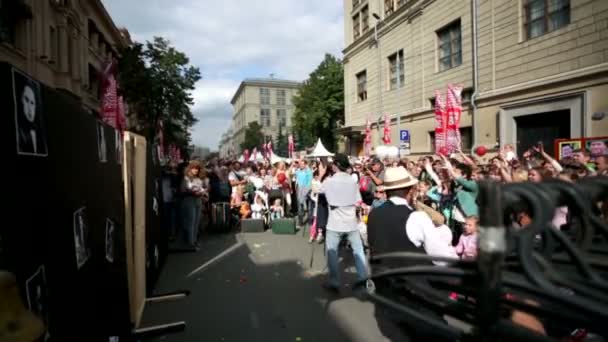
[326, 230, 368, 287]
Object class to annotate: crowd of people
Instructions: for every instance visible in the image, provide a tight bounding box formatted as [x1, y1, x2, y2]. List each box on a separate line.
[159, 143, 606, 338]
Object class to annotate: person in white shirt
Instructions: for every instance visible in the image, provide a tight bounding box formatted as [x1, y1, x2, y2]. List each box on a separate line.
[367, 166, 458, 271]
[319, 154, 368, 293]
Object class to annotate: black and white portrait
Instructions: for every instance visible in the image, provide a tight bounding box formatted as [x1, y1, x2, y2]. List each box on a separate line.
[26, 265, 49, 329]
[105, 218, 115, 263]
[98, 122, 107, 163]
[13, 68, 48, 157]
[73, 207, 91, 269]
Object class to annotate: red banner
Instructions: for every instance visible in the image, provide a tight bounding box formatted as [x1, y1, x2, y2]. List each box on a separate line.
[446, 84, 463, 153]
[288, 134, 294, 158]
[434, 90, 447, 154]
[364, 117, 371, 156]
[382, 114, 391, 145]
[243, 149, 250, 163]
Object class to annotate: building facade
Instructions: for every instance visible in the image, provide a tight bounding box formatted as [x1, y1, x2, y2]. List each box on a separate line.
[0, 0, 129, 112]
[218, 127, 235, 159]
[340, 0, 608, 157]
[229, 78, 300, 152]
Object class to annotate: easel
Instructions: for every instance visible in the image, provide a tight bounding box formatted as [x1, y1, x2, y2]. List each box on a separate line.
[123, 133, 189, 339]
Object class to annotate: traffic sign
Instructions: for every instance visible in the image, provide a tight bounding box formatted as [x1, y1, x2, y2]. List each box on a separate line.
[400, 130, 410, 142]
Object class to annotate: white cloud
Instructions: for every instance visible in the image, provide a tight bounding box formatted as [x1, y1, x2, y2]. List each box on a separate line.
[103, 0, 344, 149]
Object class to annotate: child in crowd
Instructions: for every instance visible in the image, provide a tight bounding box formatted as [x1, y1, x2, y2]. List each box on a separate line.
[455, 216, 478, 260]
[270, 198, 284, 220]
[251, 191, 267, 220]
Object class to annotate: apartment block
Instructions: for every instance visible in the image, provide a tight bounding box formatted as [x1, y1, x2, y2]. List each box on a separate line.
[0, 0, 129, 113]
[229, 78, 300, 152]
[340, 0, 608, 157]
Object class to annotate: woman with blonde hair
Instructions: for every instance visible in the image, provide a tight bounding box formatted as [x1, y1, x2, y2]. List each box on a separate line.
[180, 160, 205, 251]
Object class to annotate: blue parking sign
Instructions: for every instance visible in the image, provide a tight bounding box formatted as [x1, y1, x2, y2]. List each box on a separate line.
[400, 130, 410, 142]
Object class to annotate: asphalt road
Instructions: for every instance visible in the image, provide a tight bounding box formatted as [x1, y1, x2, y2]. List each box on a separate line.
[140, 228, 411, 342]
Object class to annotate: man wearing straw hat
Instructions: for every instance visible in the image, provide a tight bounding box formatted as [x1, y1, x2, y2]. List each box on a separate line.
[367, 166, 457, 271]
[318, 153, 368, 293]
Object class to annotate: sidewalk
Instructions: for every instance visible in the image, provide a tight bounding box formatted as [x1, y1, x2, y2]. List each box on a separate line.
[141, 228, 409, 341]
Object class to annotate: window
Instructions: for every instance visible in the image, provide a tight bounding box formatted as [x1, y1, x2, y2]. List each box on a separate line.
[388, 50, 405, 90]
[397, 0, 408, 7]
[260, 108, 271, 127]
[277, 89, 286, 106]
[88, 64, 100, 99]
[429, 127, 472, 152]
[260, 88, 270, 105]
[50, 26, 59, 64]
[437, 20, 462, 72]
[0, 0, 31, 47]
[385, 0, 395, 17]
[361, 6, 369, 33]
[524, 0, 570, 39]
[356, 70, 367, 102]
[277, 109, 287, 128]
[353, 0, 360, 9]
[353, 13, 360, 40]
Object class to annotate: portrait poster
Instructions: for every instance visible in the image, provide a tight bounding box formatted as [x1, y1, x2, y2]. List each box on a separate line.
[585, 137, 608, 159]
[26, 265, 49, 333]
[12, 68, 48, 157]
[98, 122, 107, 163]
[73, 207, 91, 269]
[555, 139, 582, 160]
[105, 218, 115, 263]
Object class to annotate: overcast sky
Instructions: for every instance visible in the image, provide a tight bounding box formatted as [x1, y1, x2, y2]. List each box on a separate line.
[103, 0, 344, 150]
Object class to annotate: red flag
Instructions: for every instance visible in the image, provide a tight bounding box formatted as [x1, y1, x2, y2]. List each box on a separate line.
[267, 141, 273, 155]
[382, 114, 391, 145]
[252, 147, 258, 161]
[434, 90, 447, 154]
[364, 117, 372, 156]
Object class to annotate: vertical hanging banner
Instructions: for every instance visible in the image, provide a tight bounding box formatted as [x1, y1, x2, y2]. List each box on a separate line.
[288, 134, 295, 158]
[100, 59, 118, 128]
[446, 84, 463, 153]
[243, 149, 250, 164]
[382, 114, 391, 145]
[434, 90, 448, 155]
[364, 117, 372, 157]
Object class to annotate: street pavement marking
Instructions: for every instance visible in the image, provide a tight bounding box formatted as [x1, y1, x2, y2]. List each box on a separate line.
[187, 241, 245, 278]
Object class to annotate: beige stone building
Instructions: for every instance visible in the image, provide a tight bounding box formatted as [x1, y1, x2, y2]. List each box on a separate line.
[0, 0, 129, 113]
[340, 0, 608, 157]
[229, 78, 301, 152]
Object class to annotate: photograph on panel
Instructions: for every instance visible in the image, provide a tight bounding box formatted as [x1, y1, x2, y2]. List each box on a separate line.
[105, 218, 115, 263]
[73, 207, 91, 269]
[13, 68, 48, 157]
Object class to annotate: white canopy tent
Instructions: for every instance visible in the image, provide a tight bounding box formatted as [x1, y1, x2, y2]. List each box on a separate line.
[269, 151, 287, 165]
[307, 138, 334, 158]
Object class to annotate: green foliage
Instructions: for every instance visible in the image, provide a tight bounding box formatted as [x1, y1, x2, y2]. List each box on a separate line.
[117, 37, 201, 150]
[241, 122, 265, 151]
[292, 53, 344, 151]
[275, 126, 288, 157]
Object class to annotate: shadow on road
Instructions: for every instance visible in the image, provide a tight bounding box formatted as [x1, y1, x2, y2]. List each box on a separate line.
[140, 230, 393, 342]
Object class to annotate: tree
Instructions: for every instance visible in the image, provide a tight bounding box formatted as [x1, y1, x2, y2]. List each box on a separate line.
[292, 53, 344, 151]
[275, 126, 288, 157]
[240, 122, 264, 152]
[117, 37, 201, 151]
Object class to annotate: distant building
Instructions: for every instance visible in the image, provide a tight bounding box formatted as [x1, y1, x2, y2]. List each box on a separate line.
[218, 127, 235, 159]
[229, 78, 301, 153]
[0, 0, 130, 115]
[339, 0, 608, 157]
[191, 145, 211, 160]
